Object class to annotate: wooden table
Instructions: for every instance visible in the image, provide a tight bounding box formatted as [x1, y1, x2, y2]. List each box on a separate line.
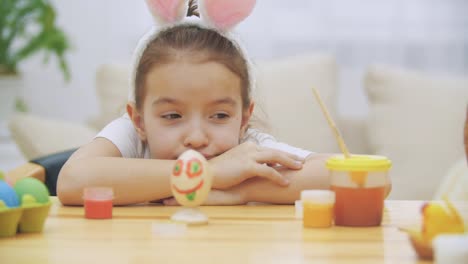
[1, 198, 467, 264]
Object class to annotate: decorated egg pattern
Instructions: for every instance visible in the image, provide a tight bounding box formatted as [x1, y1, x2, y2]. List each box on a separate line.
[170, 150, 212, 207]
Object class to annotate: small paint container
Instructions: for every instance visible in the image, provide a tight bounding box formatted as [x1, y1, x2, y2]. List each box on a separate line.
[83, 187, 113, 219]
[301, 190, 335, 228]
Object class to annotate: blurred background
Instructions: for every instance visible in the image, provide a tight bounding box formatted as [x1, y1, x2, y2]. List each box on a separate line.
[1, 0, 467, 170]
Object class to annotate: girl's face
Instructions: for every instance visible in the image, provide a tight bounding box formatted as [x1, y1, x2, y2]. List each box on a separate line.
[129, 60, 253, 160]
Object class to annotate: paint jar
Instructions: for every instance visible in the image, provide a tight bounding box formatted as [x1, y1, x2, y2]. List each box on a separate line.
[326, 155, 391, 227]
[83, 187, 113, 219]
[301, 190, 335, 228]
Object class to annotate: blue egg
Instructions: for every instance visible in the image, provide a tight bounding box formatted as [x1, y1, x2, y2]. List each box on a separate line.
[0, 180, 20, 208]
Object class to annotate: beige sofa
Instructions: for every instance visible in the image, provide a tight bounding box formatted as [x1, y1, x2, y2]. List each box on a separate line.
[9, 54, 468, 200]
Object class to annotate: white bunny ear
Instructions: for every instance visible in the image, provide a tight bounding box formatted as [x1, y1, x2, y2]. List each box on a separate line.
[199, 0, 256, 31]
[145, 0, 189, 24]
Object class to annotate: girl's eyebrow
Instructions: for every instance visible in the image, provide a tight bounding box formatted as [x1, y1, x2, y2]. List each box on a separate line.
[152, 97, 180, 107]
[152, 97, 237, 107]
[210, 97, 237, 107]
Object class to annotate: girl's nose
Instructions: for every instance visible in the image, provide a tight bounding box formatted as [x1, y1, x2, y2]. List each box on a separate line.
[183, 123, 208, 149]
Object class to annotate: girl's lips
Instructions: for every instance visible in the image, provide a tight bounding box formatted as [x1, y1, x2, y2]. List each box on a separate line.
[202, 154, 214, 160]
[202, 152, 221, 160]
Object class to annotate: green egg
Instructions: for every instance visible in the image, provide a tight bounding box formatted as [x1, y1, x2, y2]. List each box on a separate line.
[14, 178, 50, 204]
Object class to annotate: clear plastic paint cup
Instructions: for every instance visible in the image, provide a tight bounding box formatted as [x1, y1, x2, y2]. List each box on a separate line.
[301, 190, 335, 228]
[326, 155, 391, 227]
[83, 187, 114, 219]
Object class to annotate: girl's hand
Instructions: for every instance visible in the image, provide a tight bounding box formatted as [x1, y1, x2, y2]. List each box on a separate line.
[163, 189, 246, 206]
[210, 142, 304, 189]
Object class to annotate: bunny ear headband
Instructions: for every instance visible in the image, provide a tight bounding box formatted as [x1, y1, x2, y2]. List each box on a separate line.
[128, 0, 257, 102]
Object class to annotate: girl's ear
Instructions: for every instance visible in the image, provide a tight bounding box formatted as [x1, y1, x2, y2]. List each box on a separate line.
[198, 0, 256, 31]
[127, 102, 147, 142]
[145, 0, 189, 24]
[240, 101, 255, 139]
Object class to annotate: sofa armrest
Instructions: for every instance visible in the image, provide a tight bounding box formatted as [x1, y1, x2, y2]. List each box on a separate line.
[8, 113, 97, 160]
[6, 162, 45, 184]
[337, 116, 371, 155]
[6, 149, 76, 196]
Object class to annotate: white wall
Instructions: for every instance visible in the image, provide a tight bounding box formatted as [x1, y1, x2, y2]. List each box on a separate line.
[19, 1, 153, 123]
[18, 0, 468, 123]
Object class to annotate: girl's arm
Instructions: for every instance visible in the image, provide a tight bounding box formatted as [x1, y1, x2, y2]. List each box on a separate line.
[234, 153, 332, 204]
[162, 154, 332, 206]
[57, 138, 175, 206]
[196, 153, 393, 205]
[57, 139, 303, 206]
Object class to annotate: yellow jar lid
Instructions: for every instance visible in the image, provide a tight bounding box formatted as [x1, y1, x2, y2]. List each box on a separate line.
[326, 155, 392, 172]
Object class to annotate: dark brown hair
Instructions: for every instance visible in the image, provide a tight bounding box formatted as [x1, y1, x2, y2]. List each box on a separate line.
[187, 0, 199, 17]
[134, 15, 251, 111]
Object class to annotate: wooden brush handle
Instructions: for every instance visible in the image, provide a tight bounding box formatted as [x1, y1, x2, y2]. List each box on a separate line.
[312, 88, 351, 158]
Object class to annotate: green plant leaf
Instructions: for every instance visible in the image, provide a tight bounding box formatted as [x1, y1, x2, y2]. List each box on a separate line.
[15, 97, 28, 113]
[0, 0, 71, 80]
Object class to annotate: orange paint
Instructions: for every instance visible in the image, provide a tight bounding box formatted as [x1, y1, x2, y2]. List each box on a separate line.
[331, 185, 386, 226]
[350, 171, 367, 187]
[303, 201, 334, 228]
[84, 199, 113, 219]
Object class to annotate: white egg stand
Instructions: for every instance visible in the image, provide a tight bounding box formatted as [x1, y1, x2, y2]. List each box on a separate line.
[171, 207, 208, 225]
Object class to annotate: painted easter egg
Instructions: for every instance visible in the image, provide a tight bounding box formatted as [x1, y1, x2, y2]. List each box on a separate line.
[170, 149, 212, 207]
[14, 178, 50, 204]
[0, 180, 20, 208]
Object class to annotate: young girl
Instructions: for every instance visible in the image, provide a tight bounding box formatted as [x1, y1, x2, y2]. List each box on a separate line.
[57, 0, 331, 206]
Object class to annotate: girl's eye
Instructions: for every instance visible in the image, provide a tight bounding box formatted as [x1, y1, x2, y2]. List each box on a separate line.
[211, 113, 229, 119]
[162, 113, 181, 120]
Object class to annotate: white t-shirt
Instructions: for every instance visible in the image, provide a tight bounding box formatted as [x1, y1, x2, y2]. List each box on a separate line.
[95, 115, 313, 159]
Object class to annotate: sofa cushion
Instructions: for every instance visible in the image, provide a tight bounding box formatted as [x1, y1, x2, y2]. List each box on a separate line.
[87, 64, 130, 130]
[364, 65, 468, 200]
[9, 113, 97, 160]
[254, 53, 340, 153]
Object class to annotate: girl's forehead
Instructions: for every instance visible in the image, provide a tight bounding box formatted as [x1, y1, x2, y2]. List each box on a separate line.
[144, 61, 242, 103]
[147, 61, 241, 90]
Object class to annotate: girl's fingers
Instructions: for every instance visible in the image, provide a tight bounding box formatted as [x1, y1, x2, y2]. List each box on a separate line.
[255, 149, 304, 170]
[256, 146, 304, 161]
[254, 163, 290, 186]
